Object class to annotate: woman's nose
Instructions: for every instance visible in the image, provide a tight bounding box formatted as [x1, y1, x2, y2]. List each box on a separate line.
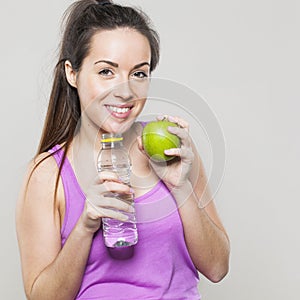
[113, 80, 134, 101]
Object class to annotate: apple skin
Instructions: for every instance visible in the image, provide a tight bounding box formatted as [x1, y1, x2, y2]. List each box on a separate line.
[142, 120, 180, 162]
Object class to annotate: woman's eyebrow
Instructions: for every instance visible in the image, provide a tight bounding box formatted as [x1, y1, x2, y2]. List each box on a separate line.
[133, 62, 150, 69]
[94, 60, 150, 69]
[94, 60, 118, 67]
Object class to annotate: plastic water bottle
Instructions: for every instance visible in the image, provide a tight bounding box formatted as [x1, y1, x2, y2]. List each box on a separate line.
[97, 133, 138, 256]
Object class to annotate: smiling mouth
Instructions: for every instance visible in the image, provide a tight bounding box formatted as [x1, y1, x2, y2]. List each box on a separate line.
[105, 104, 134, 118]
[106, 105, 132, 113]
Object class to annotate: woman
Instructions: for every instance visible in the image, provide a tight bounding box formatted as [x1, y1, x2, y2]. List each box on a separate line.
[16, 1, 230, 299]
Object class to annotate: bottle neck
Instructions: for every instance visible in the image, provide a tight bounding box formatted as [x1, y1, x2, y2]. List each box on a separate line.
[101, 141, 123, 149]
[100, 133, 124, 149]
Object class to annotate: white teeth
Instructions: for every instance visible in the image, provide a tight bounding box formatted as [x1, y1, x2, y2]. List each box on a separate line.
[107, 105, 130, 114]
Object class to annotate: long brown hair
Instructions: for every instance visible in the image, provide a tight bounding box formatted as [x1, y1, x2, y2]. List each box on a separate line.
[33, 0, 160, 189]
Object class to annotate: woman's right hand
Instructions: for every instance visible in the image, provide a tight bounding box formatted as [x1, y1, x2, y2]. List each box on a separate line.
[80, 171, 134, 233]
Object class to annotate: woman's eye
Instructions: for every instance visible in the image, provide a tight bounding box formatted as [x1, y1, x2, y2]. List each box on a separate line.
[99, 69, 113, 76]
[133, 71, 148, 79]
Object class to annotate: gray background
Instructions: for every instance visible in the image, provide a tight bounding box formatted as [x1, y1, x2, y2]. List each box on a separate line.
[1, 0, 299, 299]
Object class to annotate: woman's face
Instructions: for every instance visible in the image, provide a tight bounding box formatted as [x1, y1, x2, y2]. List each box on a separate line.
[67, 28, 151, 135]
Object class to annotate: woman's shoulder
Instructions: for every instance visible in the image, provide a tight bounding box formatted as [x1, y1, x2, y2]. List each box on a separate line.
[19, 152, 60, 201]
[29, 143, 67, 175]
[30, 151, 59, 178]
[16, 151, 63, 226]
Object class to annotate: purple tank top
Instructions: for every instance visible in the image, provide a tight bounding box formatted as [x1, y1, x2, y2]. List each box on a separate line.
[50, 145, 200, 300]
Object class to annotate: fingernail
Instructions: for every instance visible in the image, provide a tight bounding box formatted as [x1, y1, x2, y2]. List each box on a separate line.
[130, 188, 135, 194]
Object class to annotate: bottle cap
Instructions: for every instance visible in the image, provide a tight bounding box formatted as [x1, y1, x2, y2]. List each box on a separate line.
[101, 133, 123, 143]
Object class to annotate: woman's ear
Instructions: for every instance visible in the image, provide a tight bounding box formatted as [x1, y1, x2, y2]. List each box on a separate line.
[65, 60, 77, 88]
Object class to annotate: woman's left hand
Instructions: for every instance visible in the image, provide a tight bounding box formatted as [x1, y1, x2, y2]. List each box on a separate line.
[138, 115, 194, 189]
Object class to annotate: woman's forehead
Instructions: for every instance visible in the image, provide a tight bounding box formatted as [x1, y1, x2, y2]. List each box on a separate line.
[88, 28, 151, 62]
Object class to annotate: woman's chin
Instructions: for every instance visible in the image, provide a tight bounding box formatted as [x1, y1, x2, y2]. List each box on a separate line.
[102, 119, 135, 134]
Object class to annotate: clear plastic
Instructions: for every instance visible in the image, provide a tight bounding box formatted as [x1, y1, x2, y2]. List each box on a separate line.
[97, 133, 138, 249]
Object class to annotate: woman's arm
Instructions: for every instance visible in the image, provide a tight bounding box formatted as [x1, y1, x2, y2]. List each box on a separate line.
[174, 147, 230, 282]
[16, 153, 133, 300]
[142, 115, 230, 282]
[16, 154, 94, 300]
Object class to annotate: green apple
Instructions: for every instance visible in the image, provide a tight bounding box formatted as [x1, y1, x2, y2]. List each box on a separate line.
[142, 120, 180, 162]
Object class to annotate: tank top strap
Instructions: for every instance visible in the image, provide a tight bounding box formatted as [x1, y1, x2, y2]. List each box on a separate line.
[139, 121, 148, 128]
[49, 145, 85, 197]
[49, 144, 67, 166]
[48, 145, 86, 237]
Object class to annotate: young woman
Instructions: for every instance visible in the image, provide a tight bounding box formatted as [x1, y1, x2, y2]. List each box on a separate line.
[16, 1, 230, 299]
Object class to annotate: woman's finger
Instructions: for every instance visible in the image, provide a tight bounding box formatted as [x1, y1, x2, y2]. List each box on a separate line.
[167, 125, 190, 147]
[96, 171, 122, 183]
[101, 181, 133, 195]
[168, 115, 189, 131]
[91, 196, 135, 213]
[136, 135, 145, 152]
[100, 208, 129, 221]
[86, 199, 129, 221]
[157, 114, 189, 131]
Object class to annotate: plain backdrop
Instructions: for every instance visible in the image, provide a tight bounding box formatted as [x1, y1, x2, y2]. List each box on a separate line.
[1, 0, 300, 299]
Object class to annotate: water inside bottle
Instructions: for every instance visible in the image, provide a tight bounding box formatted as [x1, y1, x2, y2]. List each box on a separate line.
[101, 164, 138, 248]
[102, 193, 137, 248]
